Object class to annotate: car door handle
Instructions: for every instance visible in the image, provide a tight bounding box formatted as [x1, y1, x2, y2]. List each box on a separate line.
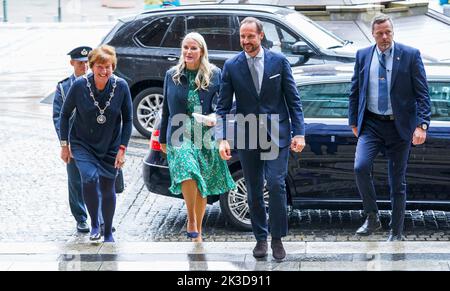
[164, 55, 179, 61]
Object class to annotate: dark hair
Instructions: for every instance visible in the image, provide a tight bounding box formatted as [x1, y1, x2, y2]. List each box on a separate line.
[371, 14, 394, 32]
[240, 17, 264, 33]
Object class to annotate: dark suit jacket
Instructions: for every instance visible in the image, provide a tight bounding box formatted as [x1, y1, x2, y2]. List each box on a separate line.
[215, 48, 305, 148]
[52, 74, 76, 140]
[159, 66, 221, 145]
[348, 42, 431, 141]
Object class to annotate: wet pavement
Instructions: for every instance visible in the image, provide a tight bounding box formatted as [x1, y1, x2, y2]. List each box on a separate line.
[1, 242, 450, 271]
[1, 3, 450, 271]
[1, 92, 450, 270]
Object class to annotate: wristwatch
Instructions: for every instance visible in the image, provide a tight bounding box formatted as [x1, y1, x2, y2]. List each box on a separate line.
[60, 140, 68, 147]
[418, 123, 429, 131]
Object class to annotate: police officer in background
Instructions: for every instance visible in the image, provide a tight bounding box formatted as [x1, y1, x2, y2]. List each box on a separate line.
[53, 46, 92, 233]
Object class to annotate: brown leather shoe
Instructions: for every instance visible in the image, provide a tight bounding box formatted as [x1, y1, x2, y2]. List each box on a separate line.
[253, 240, 268, 258]
[356, 213, 382, 236]
[271, 239, 286, 260]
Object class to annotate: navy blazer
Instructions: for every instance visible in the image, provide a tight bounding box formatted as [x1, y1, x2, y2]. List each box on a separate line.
[348, 42, 431, 141]
[215, 48, 305, 148]
[159, 66, 221, 145]
[52, 74, 77, 140]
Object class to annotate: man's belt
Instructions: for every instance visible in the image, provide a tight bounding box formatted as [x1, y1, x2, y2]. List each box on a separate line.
[365, 110, 395, 121]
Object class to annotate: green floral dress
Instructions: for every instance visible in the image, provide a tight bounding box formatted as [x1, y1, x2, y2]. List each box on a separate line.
[167, 70, 236, 197]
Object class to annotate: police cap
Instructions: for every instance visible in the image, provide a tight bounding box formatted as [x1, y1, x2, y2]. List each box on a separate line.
[67, 46, 92, 61]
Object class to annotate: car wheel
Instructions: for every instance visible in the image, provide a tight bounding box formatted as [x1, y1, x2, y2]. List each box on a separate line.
[133, 87, 164, 138]
[220, 169, 269, 231]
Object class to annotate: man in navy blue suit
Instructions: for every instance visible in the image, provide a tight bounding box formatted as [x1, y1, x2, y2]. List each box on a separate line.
[53, 46, 92, 233]
[216, 17, 305, 260]
[349, 14, 431, 241]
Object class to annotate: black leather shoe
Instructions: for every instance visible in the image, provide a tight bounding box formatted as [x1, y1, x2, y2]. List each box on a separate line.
[387, 231, 405, 242]
[271, 239, 286, 260]
[76, 221, 90, 233]
[253, 240, 268, 258]
[356, 213, 382, 236]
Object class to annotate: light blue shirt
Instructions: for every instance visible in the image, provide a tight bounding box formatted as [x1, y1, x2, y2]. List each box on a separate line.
[367, 42, 394, 115]
[245, 48, 264, 92]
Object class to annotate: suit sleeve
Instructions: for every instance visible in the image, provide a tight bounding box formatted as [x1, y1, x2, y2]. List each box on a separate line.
[159, 71, 170, 144]
[120, 81, 133, 147]
[59, 83, 77, 142]
[215, 61, 235, 141]
[411, 49, 431, 126]
[52, 84, 63, 140]
[348, 50, 361, 127]
[281, 57, 305, 136]
[210, 68, 222, 112]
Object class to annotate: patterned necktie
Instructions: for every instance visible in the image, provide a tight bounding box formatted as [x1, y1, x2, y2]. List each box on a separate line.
[378, 52, 388, 113]
[248, 57, 260, 95]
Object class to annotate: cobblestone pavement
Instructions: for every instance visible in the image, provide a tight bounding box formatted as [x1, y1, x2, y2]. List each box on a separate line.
[1, 100, 450, 244]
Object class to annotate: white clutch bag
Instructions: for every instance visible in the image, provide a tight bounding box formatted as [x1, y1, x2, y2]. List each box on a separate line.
[192, 113, 217, 125]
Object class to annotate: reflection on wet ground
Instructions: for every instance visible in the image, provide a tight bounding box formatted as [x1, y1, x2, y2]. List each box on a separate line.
[1, 242, 450, 271]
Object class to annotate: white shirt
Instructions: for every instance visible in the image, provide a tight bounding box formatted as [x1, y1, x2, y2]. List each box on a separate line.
[245, 48, 264, 92]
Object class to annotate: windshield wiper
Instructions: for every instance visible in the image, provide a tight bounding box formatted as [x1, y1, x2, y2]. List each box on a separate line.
[326, 45, 344, 49]
[327, 40, 353, 50]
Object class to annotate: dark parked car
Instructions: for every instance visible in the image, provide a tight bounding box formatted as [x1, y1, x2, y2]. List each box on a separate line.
[143, 63, 450, 230]
[101, 4, 357, 137]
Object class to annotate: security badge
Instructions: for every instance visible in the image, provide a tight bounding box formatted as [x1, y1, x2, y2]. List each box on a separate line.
[81, 49, 88, 56]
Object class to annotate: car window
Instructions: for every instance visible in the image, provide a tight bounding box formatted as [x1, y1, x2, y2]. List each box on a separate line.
[284, 12, 343, 49]
[186, 15, 239, 51]
[429, 82, 450, 121]
[238, 16, 304, 55]
[135, 16, 173, 47]
[298, 82, 351, 118]
[260, 20, 300, 55]
[161, 16, 186, 48]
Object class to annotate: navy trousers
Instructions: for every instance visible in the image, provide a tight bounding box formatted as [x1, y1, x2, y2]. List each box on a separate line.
[238, 145, 289, 241]
[354, 116, 411, 235]
[66, 161, 87, 223]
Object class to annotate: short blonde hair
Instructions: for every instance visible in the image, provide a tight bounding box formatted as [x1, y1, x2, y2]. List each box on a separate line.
[88, 45, 117, 70]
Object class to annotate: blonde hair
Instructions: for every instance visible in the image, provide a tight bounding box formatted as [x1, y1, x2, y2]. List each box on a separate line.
[88, 45, 117, 70]
[172, 32, 215, 91]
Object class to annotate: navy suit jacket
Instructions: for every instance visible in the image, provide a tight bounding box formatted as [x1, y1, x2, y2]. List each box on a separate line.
[52, 74, 76, 140]
[215, 48, 305, 148]
[160, 66, 221, 145]
[348, 42, 431, 141]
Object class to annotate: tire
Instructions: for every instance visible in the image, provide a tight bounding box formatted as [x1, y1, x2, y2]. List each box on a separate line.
[220, 169, 269, 231]
[132, 87, 164, 138]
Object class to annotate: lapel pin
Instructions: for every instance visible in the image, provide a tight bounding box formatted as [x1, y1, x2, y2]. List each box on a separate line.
[397, 57, 400, 60]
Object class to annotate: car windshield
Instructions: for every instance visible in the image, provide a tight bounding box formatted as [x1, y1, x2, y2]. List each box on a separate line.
[284, 12, 344, 50]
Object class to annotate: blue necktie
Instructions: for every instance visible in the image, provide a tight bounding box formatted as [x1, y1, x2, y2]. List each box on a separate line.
[378, 52, 388, 113]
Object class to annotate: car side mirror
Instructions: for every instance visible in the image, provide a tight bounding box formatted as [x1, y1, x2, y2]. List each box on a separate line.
[291, 41, 313, 56]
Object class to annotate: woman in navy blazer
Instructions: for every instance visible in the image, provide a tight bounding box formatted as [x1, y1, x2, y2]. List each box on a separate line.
[159, 32, 235, 242]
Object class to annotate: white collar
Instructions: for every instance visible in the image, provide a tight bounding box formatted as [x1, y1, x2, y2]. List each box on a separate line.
[245, 47, 264, 59]
[376, 41, 394, 57]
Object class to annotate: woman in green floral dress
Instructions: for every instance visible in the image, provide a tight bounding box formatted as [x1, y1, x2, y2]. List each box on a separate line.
[159, 33, 236, 242]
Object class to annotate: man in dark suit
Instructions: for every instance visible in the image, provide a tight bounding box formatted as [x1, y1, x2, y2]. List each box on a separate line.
[348, 14, 431, 241]
[216, 17, 305, 260]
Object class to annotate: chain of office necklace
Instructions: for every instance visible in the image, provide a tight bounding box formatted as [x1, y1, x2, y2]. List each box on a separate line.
[85, 74, 118, 124]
